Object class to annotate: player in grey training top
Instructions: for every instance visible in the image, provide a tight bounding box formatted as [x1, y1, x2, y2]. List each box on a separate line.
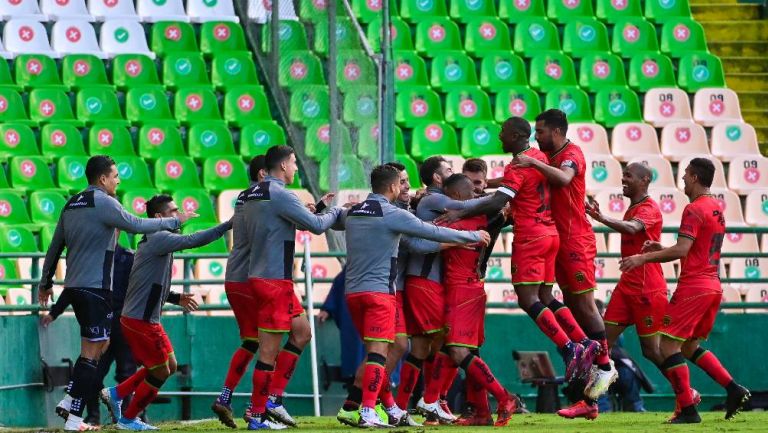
[38, 156, 197, 431]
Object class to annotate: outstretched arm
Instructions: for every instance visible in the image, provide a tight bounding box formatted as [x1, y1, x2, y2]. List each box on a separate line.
[620, 237, 693, 271]
[514, 154, 575, 187]
[434, 192, 509, 225]
[586, 199, 644, 235]
[279, 192, 342, 235]
[149, 221, 232, 255]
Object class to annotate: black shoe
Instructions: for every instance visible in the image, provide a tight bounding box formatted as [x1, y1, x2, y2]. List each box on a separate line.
[667, 406, 701, 424]
[725, 383, 751, 420]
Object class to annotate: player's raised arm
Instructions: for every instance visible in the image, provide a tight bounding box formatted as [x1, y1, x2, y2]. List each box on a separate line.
[277, 190, 343, 235]
[147, 221, 232, 256]
[586, 198, 644, 235]
[101, 196, 186, 235]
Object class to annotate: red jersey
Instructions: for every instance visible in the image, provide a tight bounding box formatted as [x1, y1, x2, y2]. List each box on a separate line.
[619, 196, 666, 293]
[546, 141, 594, 240]
[498, 147, 558, 240]
[677, 195, 725, 287]
[441, 214, 505, 285]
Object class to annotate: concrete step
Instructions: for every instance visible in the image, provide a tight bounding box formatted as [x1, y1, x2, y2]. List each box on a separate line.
[721, 57, 768, 74]
[701, 21, 768, 41]
[726, 73, 768, 92]
[736, 92, 768, 110]
[692, 4, 761, 21]
[709, 41, 768, 57]
[743, 109, 768, 126]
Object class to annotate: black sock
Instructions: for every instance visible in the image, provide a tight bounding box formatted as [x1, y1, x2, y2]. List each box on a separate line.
[69, 357, 99, 417]
[343, 385, 362, 411]
[726, 380, 741, 394]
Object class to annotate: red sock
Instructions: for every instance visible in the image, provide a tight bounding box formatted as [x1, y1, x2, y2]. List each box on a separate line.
[533, 308, 571, 349]
[123, 379, 159, 419]
[250, 364, 274, 415]
[465, 373, 490, 416]
[362, 361, 386, 409]
[552, 305, 588, 342]
[463, 356, 508, 403]
[423, 351, 450, 404]
[440, 359, 459, 399]
[268, 344, 302, 397]
[379, 372, 396, 408]
[596, 337, 610, 366]
[663, 355, 694, 408]
[116, 369, 148, 399]
[694, 350, 733, 388]
[395, 356, 422, 409]
[421, 355, 435, 396]
[224, 348, 255, 390]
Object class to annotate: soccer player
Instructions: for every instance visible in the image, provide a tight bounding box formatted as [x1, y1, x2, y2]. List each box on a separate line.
[436, 117, 587, 386]
[100, 195, 231, 430]
[243, 145, 343, 430]
[462, 158, 489, 197]
[38, 156, 196, 431]
[513, 110, 615, 405]
[340, 165, 489, 427]
[557, 163, 667, 419]
[620, 158, 750, 423]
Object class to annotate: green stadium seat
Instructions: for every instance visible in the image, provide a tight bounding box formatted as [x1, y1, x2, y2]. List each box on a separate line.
[200, 22, 248, 58]
[410, 122, 459, 161]
[464, 18, 512, 58]
[151, 21, 199, 57]
[9, 156, 56, 192]
[595, 0, 643, 25]
[393, 51, 429, 87]
[430, 52, 479, 92]
[155, 156, 202, 191]
[395, 153, 421, 187]
[677, 52, 726, 92]
[121, 188, 159, 216]
[138, 123, 185, 163]
[29, 89, 83, 127]
[112, 54, 163, 91]
[188, 122, 236, 160]
[0, 258, 21, 293]
[628, 53, 677, 92]
[0, 60, 19, 91]
[279, 51, 326, 89]
[547, 0, 595, 24]
[660, 18, 708, 59]
[444, 87, 493, 127]
[0, 169, 7, 189]
[401, 0, 448, 23]
[0, 191, 32, 226]
[395, 86, 444, 128]
[298, 0, 330, 24]
[415, 18, 463, 57]
[356, 123, 405, 161]
[224, 87, 272, 128]
[76, 88, 127, 127]
[174, 88, 222, 125]
[529, 52, 578, 93]
[579, 52, 627, 92]
[562, 19, 610, 58]
[40, 124, 87, 160]
[451, 0, 497, 23]
[480, 53, 528, 92]
[494, 86, 542, 122]
[644, 0, 691, 24]
[181, 223, 228, 253]
[173, 189, 217, 223]
[126, 88, 176, 126]
[61, 55, 112, 91]
[544, 87, 593, 122]
[343, 86, 379, 126]
[593, 86, 643, 127]
[163, 53, 211, 91]
[57, 156, 89, 193]
[212, 53, 260, 93]
[319, 155, 368, 190]
[240, 122, 287, 158]
[289, 86, 330, 126]
[337, 51, 377, 91]
[0, 226, 38, 253]
[0, 90, 35, 126]
[368, 17, 414, 51]
[460, 122, 502, 157]
[14, 55, 65, 91]
[261, 21, 310, 53]
[116, 156, 155, 190]
[314, 18, 362, 56]
[514, 17, 561, 58]
[499, 0, 545, 24]
[611, 18, 659, 59]
[353, 0, 397, 23]
[203, 156, 249, 194]
[88, 124, 134, 156]
[305, 122, 353, 162]
[29, 190, 66, 225]
[0, 124, 39, 161]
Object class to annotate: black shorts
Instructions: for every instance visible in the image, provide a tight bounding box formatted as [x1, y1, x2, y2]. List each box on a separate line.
[66, 287, 113, 341]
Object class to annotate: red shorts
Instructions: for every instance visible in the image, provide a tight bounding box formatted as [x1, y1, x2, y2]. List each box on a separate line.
[404, 276, 446, 335]
[444, 281, 486, 348]
[661, 281, 722, 341]
[225, 281, 259, 340]
[249, 277, 305, 333]
[511, 235, 559, 285]
[556, 234, 598, 294]
[604, 285, 668, 337]
[395, 292, 407, 336]
[346, 292, 396, 343]
[121, 316, 173, 369]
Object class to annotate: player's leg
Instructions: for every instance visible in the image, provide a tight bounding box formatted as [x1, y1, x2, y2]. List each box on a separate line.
[539, 288, 589, 345]
[659, 335, 700, 423]
[266, 309, 311, 427]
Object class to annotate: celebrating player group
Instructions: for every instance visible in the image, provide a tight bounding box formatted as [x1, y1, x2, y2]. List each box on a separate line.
[39, 109, 750, 431]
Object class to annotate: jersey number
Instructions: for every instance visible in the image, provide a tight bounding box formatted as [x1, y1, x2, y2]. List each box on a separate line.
[708, 233, 724, 266]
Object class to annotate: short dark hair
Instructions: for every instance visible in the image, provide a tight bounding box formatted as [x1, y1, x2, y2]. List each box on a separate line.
[462, 158, 487, 175]
[85, 155, 116, 184]
[443, 173, 470, 190]
[688, 157, 715, 187]
[249, 155, 266, 182]
[536, 109, 569, 135]
[502, 117, 532, 137]
[384, 161, 406, 172]
[419, 156, 447, 186]
[146, 194, 174, 218]
[265, 145, 294, 171]
[371, 165, 401, 194]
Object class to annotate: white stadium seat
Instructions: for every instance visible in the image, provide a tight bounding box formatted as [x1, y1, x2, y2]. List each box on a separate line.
[693, 88, 743, 127]
[89, 0, 139, 21]
[51, 20, 105, 58]
[41, 0, 93, 21]
[644, 88, 693, 127]
[137, 0, 188, 22]
[660, 122, 709, 162]
[611, 122, 660, 161]
[188, 0, 239, 22]
[100, 20, 155, 59]
[3, 19, 58, 57]
[0, 0, 47, 21]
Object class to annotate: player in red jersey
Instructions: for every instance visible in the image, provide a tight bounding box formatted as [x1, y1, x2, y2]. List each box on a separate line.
[621, 158, 750, 423]
[437, 117, 588, 382]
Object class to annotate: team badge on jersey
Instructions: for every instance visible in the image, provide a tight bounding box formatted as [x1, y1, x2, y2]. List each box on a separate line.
[575, 271, 585, 282]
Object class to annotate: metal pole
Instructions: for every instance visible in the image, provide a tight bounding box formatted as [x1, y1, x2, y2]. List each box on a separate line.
[328, 0, 340, 193]
[304, 240, 321, 416]
[379, 0, 395, 163]
[270, 0, 280, 86]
